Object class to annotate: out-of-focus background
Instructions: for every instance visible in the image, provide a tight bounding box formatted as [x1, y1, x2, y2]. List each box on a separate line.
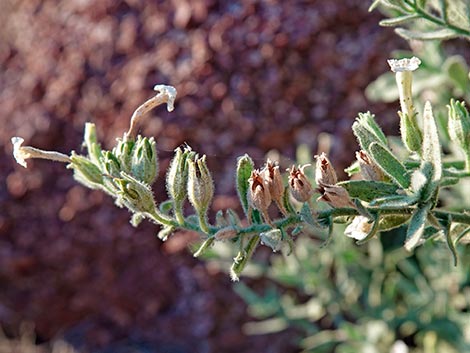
[2, 0, 456, 352]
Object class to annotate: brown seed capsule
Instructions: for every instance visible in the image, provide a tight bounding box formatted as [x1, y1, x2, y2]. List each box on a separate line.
[356, 150, 384, 181]
[315, 152, 338, 187]
[317, 185, 355, 208]
[248, 169, 272, 211]
[262, 159, 287, 215]
[288, 165, 314, 203]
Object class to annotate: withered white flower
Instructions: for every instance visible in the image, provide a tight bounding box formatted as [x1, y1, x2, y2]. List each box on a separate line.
[344, 216, 372, 241]
[11, 137, 30, 168]
[387, 56, 421, 72]
[153, 84, 177, 112]
[11, 136, 71, 168]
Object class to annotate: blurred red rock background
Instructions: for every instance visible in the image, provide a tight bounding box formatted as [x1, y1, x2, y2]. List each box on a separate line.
[0, 0, 406, 352]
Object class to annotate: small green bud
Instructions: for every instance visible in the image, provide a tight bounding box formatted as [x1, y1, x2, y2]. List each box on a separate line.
[84, 123, 102, 166]
[259, 229, 283, 252]
[113, 138, 134, 174]
[187, 154, 214, 218]
[166, 146, 194, 203]
[448, 99, 470, 159]
[352, 112, 388, 153]
[130, 136, 158, 185]
[101, 151, 121, 177]
[115, 172, 156, 213]
[69, 152, 103, 189]
[236, 154, 255, 216]
[398, 111, 422, 154]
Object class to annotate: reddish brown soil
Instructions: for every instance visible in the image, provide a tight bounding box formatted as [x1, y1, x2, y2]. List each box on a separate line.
[0, 1, 406, 352]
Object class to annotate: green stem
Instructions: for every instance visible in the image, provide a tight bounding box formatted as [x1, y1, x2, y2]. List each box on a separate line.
[174, 200, 185, 225]
[146, 209, 177, 227]
[404, 0, 470, 38]
[198, 213, 210, 234]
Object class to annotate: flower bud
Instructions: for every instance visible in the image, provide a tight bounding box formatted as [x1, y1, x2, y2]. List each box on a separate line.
[101, 151, 121, 177]
[447, 99, 470, 158]
[113, 138, 134, 174]
[248, 169, 272, 211]
[356, 150, 384, 181]
[130, 136, 158, 185]
[166, 146, 194, 203]
[398, 111, 423, 154]
[187, 154, 214, 217]
[288, 165, 314, 203]
[84, 123, 102, 166]
[315, 153, 337, 187]
[317, 185, 355, 208]
[69, 152, 103, 189]
[115, 172, 156, 213]
[262, 159, 286, 214]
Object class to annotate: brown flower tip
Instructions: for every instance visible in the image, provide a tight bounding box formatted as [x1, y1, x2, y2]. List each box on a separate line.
[288, 164, 314, 203]
[315, 152, 338, 187]
[248, 169, 272, 211]
[356, 150, 384, 181]
[317, 185, 355, 208]
[261, 159, 288, 215]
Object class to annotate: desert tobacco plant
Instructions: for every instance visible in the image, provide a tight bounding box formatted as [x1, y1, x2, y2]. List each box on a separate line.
[11, 59, 470, 280]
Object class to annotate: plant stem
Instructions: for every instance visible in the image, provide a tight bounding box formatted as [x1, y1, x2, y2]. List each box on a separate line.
[404, 0, 470, 38]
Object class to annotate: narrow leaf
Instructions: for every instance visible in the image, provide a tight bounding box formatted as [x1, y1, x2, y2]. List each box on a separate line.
[422, 101, 442, 181]
[338, 180, 399, 202]
[369, 194, 418, 209]
[379, 14, 420, 26]
[405, 204, 430, 251]
[236, 154, 254, 216]
[395, 27, 459, 41]
[368, 142, 411, 189]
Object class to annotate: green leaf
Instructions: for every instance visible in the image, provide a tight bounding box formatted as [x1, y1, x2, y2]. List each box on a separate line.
[405, 204, 431, 251]
[337, 180, 400, 202]
[422, 101, 442, 182]
[444, 55, 470, 94]
[369, 194, 418, 209]
[236, 154, 254, 216]
[395, 27, 459, 41]
[379, 14, 420, 26]
[352, 113, 388, 157]
[368, 142, 411, 189]
[159, 199, 174, 214]
[300, 203, 321, 228]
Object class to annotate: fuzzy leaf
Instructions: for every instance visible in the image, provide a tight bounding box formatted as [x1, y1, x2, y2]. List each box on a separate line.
[405, 204, 430, 251]
[352, 112, 388, 153]
[422, 101, 442, 182]
[379, 14, 420, 26]
[337, 180, 399, 202]
[395, 28, 459, 41]
[369, 194, 418, 209]
[444, 56, 470, 94]
[236, 154, 254, 216]
[368, 142, 411, 189]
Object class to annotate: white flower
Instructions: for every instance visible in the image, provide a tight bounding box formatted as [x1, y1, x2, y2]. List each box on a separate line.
[153, 84, 177, 112]
[11, 137, 30, 168]
[11, 136, 71, 168]
[387, 56, 421, 73]
[344, 216, 373, 241]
